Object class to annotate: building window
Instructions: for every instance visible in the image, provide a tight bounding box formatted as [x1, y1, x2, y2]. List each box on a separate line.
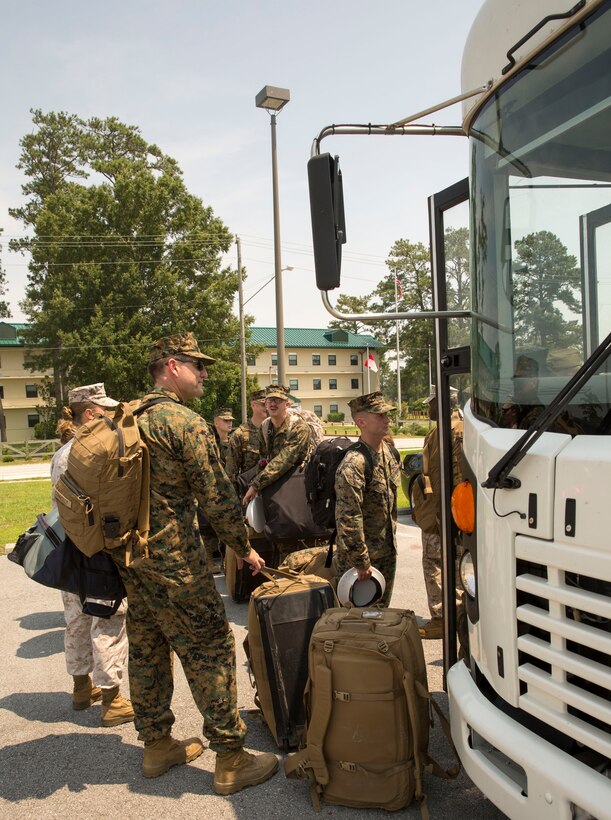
[288, 353, 297, 366]
[330, 404, 338, 414]
[271, 353, 278, 365]
[351, 378, 359, 389]
[289, 378, 299, 391]
[314, 404, 323, 417]
[329, 379, 337, 390]
[350, 354, 358, 366]
[312, 354, 320, 366]
[28, 413, 40, 428]
[271, 376, 278, 385]
[313, 379, 321, 390]
[0, 385, 3, 400]
[25, 384, 39, 399]
[246, 355, 256, 366]
[328, 355, 336, 366]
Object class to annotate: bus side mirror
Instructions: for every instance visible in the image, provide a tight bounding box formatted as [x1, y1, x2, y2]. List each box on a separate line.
[307, 152, 346, 291]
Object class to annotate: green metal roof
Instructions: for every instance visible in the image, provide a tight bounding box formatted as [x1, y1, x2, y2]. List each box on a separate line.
[248, 327, 383, 349]
[0, 322, 28, 346]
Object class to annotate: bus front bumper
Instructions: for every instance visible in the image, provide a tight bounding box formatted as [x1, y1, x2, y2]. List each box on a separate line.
[447, 661, 610, 820]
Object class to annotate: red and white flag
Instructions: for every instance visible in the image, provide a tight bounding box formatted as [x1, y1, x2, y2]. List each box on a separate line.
[395, 276, 403, 301]
[364, 354, 378, 372]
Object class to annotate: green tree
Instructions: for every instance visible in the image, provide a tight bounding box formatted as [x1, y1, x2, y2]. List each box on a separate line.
[0, 230, 9, 318]
[513, 230, 581, 348]
[327, 294, 373, 334]
[10, 110, 255, 412]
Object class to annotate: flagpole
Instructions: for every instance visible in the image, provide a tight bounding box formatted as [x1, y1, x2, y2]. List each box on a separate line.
[366, 345, 371, 392]
[394, 271, 402, 419]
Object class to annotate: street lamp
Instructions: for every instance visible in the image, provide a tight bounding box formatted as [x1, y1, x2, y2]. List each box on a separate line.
[256, 84, 290, 386]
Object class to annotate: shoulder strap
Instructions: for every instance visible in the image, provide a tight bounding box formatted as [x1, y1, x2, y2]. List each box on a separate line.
[347, 440, 375, 482]
[124, 396, 175, 566]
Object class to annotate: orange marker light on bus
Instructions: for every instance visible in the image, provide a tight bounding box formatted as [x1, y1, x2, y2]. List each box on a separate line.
[451, 480, 475, 534]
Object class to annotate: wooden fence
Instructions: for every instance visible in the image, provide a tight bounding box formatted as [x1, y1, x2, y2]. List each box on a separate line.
[0, 439, 60, 460]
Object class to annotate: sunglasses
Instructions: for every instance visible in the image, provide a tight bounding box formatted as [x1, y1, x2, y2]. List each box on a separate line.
[172, 355, 207, 372]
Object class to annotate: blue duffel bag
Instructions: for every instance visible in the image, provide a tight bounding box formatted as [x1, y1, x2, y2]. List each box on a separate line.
[8, 508, 125, 618]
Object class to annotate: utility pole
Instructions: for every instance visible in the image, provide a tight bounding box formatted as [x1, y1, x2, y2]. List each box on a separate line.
[394, 271, 402, 420]
[236, 235, 247, 424]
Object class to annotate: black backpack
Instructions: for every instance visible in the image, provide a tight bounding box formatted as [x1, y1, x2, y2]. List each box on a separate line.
[304, 437, 374, 531]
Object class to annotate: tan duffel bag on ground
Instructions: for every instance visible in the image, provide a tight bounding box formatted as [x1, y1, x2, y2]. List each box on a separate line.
[284, 606, 459, 816]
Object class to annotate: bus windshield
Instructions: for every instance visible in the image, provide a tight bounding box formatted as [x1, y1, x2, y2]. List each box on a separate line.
[469, 2, 611, 434]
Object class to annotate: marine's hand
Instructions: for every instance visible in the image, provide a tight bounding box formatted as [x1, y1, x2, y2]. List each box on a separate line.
[356, 566, 373, 582]
[242, 485, 258, 506]
[238, 547, 265, 575]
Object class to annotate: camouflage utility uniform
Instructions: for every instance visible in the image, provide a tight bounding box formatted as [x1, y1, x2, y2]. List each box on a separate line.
[225, 419, 260, 483]
[51, 437, 128, 689]
[249, 414, 310, 492]
[114, 387, 251, 750]
[413, 408, 463, 620]
[334, 440, 400, 607]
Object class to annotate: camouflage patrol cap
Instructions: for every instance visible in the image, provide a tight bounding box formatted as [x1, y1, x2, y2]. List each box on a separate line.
[68, 383, 119, 408]
[249, 389, 266, 404]
[149, 332, 216, 365]
[265, 384, 291, 401]
[348, 391, 396, 416]
[214, 406, 235, 420]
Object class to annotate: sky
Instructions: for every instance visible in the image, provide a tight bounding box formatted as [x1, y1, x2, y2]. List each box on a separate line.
[0, 0, 483, 332]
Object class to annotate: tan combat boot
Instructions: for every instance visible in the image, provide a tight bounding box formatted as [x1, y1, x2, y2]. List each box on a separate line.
[214, 748, 279, 795]
[142, 735, 204, 778]
[418, 618, 443, 640]
[72, 674, 102, 710]
[101, 687, 135, 727]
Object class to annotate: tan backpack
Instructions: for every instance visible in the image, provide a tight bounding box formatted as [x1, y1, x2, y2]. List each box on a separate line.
[54, 397, 170, 564]
[284, 607, 460, 816]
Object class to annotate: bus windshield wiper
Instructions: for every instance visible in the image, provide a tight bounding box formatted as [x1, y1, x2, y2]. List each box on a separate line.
[482, 331, 611, 490]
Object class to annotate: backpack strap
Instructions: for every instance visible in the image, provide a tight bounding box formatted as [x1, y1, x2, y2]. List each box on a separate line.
[413, 678, 461, 780]
[123, 397, 175, 566]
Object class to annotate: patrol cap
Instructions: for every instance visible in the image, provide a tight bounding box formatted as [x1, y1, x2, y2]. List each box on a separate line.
[514, 354, 539, 378]
[265, 384, 291, 401]
[348, 391, 395, 416]
[68, 383, 119, 408]
[249, 389, 266, 404]
[149, 332, 216, 365]
[214, 406, 235, 420]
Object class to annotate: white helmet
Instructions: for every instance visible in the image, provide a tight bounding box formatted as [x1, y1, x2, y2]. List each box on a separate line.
[337, 567, 386, 607]
[245, 496, 265, 533]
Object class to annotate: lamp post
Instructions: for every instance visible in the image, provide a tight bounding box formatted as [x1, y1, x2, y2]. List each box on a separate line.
[255, 84, 290, 386]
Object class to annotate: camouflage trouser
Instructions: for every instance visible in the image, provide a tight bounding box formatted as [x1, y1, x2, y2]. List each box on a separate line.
[421, 531, 443, 620]
[114, 547, 246, 751]
[61, 590, 128, 688]
[333, 542, 396, 608]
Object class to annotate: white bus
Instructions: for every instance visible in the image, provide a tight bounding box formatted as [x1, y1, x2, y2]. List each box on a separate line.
[307, 1, 611, 817]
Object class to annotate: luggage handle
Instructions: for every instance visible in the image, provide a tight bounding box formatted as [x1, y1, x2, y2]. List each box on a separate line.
[259, 565, 301, 582]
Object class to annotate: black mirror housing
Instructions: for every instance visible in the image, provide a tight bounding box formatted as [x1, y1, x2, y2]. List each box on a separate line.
[307, 153, 346, 291]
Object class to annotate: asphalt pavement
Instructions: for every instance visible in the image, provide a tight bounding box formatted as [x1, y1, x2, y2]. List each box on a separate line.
[0, 515, 505, 819]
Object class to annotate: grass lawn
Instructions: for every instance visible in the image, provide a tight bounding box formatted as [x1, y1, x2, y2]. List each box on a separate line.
[0, 480, 52, 544]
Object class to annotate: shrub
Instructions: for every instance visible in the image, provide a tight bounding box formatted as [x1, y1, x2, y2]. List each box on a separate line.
[2, 455, 15, 462]
[326, 412, 345, 423]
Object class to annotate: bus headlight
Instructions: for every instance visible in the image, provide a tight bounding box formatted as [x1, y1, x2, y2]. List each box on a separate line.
[460, 551, 476, 599]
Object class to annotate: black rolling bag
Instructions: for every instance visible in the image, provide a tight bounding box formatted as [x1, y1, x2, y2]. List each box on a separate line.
[224, 539, 278, 603]
[245, 567, 337, 750]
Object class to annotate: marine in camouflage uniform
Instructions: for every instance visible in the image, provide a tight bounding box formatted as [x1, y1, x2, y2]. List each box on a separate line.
[112, 333, 277, 790]
[412, 388, 464, 640]
[202, 407, 235, 570]
[242, 385, 312, 562]
[225, 389, 267, 484]
[333, 392, 399, 607]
